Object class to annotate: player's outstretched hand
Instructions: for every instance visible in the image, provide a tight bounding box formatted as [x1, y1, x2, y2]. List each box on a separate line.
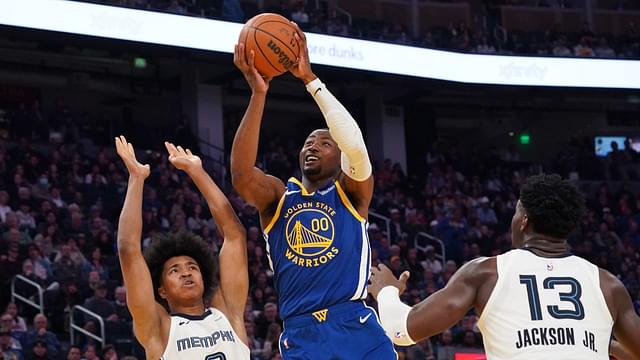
[233, 43, 271, 94]
[369, 264, 410, 300]
[165, 142, 202, 173]
[115, 135, 150, 179]
[289, 22, 317, 85]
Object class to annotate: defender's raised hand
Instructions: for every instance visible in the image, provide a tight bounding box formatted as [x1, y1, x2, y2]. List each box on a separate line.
[233, 43, 271, 94]
[165, 141, 202, 173]
[115, 135, 150, 179]
[369, 264, 410, 300]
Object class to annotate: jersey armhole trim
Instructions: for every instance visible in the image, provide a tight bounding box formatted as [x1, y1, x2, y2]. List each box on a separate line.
[264, 193, 287, 235]
[160, 312, 176, 360]
[477, 255, 502, 330]
[594, 266, 615, 326]
[335, 180, 365, 222]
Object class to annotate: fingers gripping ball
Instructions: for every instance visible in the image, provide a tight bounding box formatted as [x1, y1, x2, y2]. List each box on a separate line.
[238, 13, 300, 78]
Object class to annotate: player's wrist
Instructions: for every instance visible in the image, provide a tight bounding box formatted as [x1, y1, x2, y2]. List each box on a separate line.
[301, 73, 317, 85]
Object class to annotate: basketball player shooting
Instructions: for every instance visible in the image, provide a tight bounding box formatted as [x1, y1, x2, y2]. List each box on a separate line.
[231, 24, 396, 359]
[369, 174, 640, 360]
[115, 136, 250, 359]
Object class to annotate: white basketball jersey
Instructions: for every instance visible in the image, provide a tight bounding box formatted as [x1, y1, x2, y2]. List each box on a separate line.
[477, 249, 613, 360]
[160, 307, 249, 360]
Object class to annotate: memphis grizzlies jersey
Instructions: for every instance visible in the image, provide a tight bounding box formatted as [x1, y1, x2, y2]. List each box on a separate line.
[263, 178, 371, 320]
[160, 307, 249, 359]
[477, 249, 613, 360]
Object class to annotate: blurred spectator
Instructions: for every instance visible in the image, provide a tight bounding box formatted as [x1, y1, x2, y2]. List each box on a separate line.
[25, 314, 61, 359]
[254, 302, 282, 340]
[3, 303, 27, 332]
[83, 344, 100, 360]
[594, 37, 616, 57]
[476, 197, 498, 225]
[83, 282, 116, 320]
[574, 37, 596, 56]
[27, 339, 49, 360]
[222, 0, 245, 22]
[0, 326, 22, 360]
[66, 345, 82, 360]
[290, 2, 309, 28]
[552, 36, 573, 56]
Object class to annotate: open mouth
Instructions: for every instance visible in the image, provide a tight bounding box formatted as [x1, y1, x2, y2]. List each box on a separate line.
[304, 155, 319, 165]
[183, 280, 195, 287]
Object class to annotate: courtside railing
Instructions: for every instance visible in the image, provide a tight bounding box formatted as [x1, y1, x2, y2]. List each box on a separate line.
[11, 275, 44, 314]
[415, 232, 446, 264]
[368, 211, 391, 241]
[70, 305, 106, 348]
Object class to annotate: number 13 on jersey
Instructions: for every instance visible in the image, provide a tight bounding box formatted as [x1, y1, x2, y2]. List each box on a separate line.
[519, 275, 585, 321]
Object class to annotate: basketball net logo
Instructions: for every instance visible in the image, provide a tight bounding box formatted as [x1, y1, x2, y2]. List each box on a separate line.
[312, 309, 328, 322]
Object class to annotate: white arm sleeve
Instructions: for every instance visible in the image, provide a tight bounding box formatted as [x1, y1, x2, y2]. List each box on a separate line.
[305, 78, 372, 181]
[377, 286, 416, 346]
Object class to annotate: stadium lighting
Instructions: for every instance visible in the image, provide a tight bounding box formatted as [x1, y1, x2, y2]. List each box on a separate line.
[133, 57, 147, 69]
[1, 0, 640, 89]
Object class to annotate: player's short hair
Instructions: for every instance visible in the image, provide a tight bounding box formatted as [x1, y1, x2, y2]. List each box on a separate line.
[520, 174, 585, 239]
[143, 232, 218, 309]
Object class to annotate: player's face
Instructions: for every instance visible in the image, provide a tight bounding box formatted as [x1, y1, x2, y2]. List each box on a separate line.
[159, 255, 205, 304]
[510, 200, 527, 248]
[299, 129, 341, 180]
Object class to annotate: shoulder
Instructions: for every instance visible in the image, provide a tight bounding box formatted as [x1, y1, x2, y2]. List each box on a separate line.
[460, 257, 496, 276]
[449, 257, 497, 287]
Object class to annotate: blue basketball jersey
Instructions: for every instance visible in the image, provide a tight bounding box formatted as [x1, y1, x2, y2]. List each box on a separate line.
[263, 177, 371, 320]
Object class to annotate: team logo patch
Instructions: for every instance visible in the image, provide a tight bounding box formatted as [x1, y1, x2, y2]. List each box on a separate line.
[311, 309, 328, 322]
[283, 205, 340, 267]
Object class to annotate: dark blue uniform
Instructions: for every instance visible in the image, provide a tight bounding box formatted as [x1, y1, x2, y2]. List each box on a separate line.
[263, 178, 395, 359]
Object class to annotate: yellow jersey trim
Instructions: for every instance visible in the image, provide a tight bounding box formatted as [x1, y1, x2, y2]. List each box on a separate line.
[335, 181, 365, 222]
[288, 177, 315, 196]
[264, 192, 286, 235]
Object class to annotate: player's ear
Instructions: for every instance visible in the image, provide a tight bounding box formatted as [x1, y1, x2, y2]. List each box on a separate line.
[520, 213, 529, 232]
[158, 286, 167, 300]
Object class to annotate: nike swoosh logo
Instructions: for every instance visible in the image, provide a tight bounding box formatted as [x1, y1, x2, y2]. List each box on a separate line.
[285, 190, 301, 195]
[314, 88, 322, 96]
[359, 313, 372, 324]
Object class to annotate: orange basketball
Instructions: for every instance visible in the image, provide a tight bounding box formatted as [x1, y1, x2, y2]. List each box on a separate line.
[238, 13, 300, 78]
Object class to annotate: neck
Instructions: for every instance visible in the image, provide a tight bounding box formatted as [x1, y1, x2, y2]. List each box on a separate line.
[169, 302, 206, 315]
[301, 176, 334, 193]
[522, 235, 569, 257]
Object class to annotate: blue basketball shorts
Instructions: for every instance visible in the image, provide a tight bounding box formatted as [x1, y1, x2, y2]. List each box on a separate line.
[279, 301, 397, 360]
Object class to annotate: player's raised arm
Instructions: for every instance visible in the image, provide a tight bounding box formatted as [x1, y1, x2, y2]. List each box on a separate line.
[230, 43, 285, 215]
[290, 23, 374, 217]
[164, 142, 249, 343]
[369, 259, 490, 345]
[115, 136, 167, 358]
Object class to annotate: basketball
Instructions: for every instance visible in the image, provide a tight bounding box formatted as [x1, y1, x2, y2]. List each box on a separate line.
[238, 13, 300, 78]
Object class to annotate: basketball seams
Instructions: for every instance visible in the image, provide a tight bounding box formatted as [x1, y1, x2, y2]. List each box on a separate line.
[251, 27, 284, 75]
[245, 22, 300, 56]
[239, 13, 300, 78]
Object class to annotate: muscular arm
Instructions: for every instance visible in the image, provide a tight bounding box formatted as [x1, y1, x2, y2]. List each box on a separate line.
[290, 24, 373, 217]
[115, 137, 167, 358]
[185, 167, 249, 341]
[602, 270, 640, 359]
[611, 340, 636, 360]
[305, 78, 374, 217]
[406, 258, 489, 341]
[230, 43, 285, 215]
[371, 258, 493, 344]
